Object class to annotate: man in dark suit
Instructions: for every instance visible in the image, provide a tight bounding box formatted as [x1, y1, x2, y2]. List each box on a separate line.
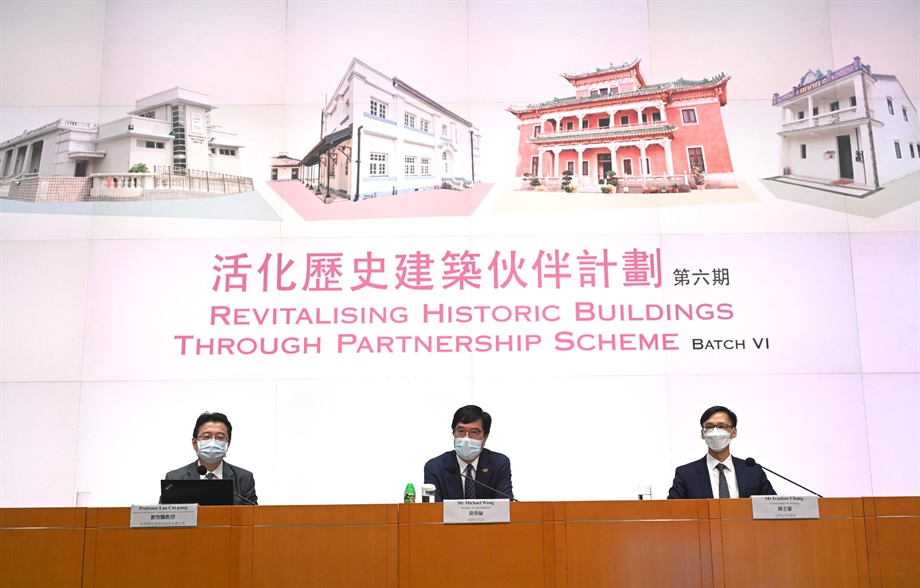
[668, 405, 775, 499]
[165, 411, 258, 505]
[424, 405, 513, 501]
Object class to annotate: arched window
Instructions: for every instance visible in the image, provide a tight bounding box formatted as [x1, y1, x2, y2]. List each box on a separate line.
[441, 151, 451, 175]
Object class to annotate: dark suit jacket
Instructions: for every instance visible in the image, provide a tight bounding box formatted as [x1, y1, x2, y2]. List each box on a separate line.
[165, 461, 258, 505]
[423, 448, 513, 502]
[668, 456, 775, 499]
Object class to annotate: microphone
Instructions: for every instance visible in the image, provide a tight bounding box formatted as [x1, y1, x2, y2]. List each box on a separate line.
[447, 466, 518, 501]
[744, 457, 823, 498]
[198, 465, 258, 506]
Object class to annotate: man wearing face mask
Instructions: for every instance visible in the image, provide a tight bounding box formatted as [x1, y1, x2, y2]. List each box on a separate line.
[667, 405, 775, 499]
[164, 411, 258, 505]
[423, 405, 513, 502]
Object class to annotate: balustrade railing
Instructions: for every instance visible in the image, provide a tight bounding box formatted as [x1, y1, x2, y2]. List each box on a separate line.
[153, 166, 254, 194]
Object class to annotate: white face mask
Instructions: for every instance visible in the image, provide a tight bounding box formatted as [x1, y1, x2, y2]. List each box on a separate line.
[704, 428, 732, 452]
[454, 437, 483, 461]
[197, 439, 228, 464]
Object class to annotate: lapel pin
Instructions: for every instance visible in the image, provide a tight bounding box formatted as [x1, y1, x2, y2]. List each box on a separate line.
[482, 468, 489, 473]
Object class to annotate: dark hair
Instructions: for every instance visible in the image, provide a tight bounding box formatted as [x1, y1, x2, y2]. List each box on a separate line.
[451, 405, 492, 435]
[193, 412, 233, 440]
[700, 405, 737, 428]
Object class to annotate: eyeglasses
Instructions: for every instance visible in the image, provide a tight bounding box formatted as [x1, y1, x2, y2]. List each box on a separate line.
[197, 434, 229, 442]
[453, 427, 484, 440]
[701, 424, 733, 433]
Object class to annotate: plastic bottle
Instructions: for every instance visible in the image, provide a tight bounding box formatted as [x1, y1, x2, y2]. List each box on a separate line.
[404, 483, 416, 503]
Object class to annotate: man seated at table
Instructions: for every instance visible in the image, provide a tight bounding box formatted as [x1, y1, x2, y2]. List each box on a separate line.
[668, 405, 775, 499]
[423, 405, 513, 501]
[165, 411, 258, 505]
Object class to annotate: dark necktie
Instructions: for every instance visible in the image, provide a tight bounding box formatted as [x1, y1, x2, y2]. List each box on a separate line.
[464, 464, 476, 499]
[716, 463, 730, 498]
[206, 472, 216, 480]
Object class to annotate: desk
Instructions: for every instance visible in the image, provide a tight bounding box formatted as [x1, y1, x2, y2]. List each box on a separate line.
[1, 498, 917, 587]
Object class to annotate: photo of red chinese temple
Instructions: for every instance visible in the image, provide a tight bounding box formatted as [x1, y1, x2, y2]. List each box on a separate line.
[508, 59, 736, 191]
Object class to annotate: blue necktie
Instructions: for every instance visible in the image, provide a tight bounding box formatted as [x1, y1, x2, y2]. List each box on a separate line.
[464, 464, 476, 499]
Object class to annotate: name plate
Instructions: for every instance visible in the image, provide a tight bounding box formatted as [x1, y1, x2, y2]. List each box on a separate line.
[130, 504, 198, 528]
[751, 495, 820, 519]
[443, 499, 510, 524]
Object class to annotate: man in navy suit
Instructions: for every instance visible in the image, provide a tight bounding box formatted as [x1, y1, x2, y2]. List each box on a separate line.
[668, 405, 775, 499]
[165, 411, 258, 505]
[424, 405, 513, 501]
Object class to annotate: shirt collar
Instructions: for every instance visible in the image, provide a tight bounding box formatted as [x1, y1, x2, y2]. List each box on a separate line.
[706, 452, 732, 471]
[198, 460, 224, 479]
[456, 453, 480, 475]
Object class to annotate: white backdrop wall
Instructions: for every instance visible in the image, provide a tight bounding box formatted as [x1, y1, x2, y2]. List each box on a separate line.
[1, 0, 918, 507]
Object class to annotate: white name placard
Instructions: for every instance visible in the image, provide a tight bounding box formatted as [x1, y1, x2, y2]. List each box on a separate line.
[443, 499, 511, 524]
[751, 495, 820, 519]
[130, 504, 198, 528]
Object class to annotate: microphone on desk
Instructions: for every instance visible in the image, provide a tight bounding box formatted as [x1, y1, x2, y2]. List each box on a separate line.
[447, 466, 518, 501]
[198, 465, 258, 506]
[744, 457, 823, 498]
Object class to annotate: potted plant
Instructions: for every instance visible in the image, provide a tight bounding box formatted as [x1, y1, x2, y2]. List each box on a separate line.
[692, 166, 707, 190]
[561, 169, 574, 191]
[529, 176, 542, 189]
[604, 170, 619, 187]
[600, 184, 614, 194]
[562, 182, 579, 193]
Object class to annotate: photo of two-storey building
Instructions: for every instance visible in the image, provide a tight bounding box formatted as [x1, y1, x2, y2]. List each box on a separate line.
[508, 59, 736, 192]
[300, 58, 481, 203]
[770, 56, 919, 196]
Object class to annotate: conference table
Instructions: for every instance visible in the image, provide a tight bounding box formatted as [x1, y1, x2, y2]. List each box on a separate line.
[1, 497, 917, 587]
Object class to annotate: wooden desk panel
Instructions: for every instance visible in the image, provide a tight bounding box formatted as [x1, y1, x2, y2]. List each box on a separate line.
[864, 497, 920, 587]
[399, 502, 548, 588]
[83, 507, 236, 588]
[715, 498, 869, 588]
[0, 507, 85, 588]
[249, 504, 397, 588]
[3, 498, 918, 588]
[556, 500, 711, 588]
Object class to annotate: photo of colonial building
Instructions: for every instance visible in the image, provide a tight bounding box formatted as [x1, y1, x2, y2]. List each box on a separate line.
[508, 59, 735, 191]
[0, 87, 253, 202]
[771, 56, 920, 195]
[302, 58, 481, 202]
[270, 153, 304, 181]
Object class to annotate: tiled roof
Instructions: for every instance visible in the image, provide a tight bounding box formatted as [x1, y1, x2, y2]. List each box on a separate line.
[509, 74, 729, 114]
[561, 59, 639, 80]
[272, 156, 303, 166]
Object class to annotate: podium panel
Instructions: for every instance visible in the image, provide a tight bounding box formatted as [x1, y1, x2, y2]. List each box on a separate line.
[82, 506, 238, 588]
[713, 498, 869, 588]
[865, 497, 920, 586]
[0, 507, 85, 588]
[555, 500, 712, 588]
[249, 504, 397, 588]
[398, 502, 551, 588]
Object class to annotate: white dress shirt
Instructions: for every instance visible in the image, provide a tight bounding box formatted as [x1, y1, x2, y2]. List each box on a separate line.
[706, 453, 739, 498]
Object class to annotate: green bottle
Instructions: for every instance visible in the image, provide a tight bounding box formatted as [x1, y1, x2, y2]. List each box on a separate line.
[404, 483, 416, 503]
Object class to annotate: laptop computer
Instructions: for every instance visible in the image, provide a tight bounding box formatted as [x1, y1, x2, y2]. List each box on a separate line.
[160, 479, 234, 506]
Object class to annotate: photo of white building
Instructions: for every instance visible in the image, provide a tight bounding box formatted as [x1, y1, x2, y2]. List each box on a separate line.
[0, 87, 252, 202]
[270, 153, 304, 181]
[302, 58, 481, 202]
[772, 56, 920, 195]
